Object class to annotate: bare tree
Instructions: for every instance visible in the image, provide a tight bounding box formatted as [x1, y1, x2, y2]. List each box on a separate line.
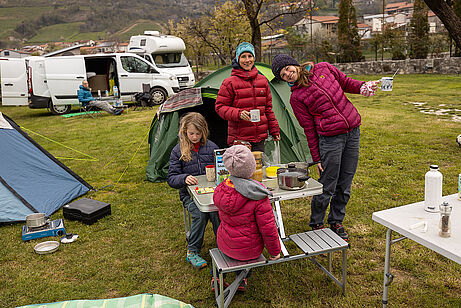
[241, 0, 310, 61]
[423, 0, 461, 49]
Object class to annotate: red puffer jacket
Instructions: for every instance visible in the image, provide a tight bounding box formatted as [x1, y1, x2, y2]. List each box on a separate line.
[213, 179, 281, 261]
[215, 65, 280, 145]
[289, 62, 364, 162]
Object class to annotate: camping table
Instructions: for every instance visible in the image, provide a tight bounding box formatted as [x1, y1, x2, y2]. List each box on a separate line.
[186, 176, 351, 308]
[186, 175, 323, 256]
[372, 194, 461, 308]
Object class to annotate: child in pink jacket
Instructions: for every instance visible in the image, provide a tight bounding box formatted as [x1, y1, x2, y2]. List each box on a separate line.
[213, 145, 281, 291]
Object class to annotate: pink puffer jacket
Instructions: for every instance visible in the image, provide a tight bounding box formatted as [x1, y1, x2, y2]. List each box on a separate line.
[289, 62, 364, 162]
[213, 179, 281, 261]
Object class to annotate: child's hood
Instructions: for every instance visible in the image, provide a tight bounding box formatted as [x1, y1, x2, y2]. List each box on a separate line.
[213, 176, 272, 214]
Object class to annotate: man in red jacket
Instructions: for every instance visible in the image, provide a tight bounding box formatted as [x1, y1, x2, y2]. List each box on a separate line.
[215, 42, 280, 152]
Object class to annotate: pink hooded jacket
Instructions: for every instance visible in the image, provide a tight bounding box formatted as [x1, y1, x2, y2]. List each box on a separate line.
[213, 178, 281, 261]
[289, 62, 364, 162]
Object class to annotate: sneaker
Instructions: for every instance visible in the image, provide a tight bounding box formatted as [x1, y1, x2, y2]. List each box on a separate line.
[186, 250, 207, 269]
[330, 223, 349, 241]
[211, 277, 230, 292]
[114, 109, 124, 115]
[311, 224, 325, 231]
[237, 278, 247, 292]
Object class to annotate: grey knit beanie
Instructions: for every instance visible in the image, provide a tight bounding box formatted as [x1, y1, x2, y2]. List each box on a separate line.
[271, 54, 299, 80]
[223, 145, 256, 179]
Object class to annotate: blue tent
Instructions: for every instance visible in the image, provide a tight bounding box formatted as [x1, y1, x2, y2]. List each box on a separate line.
[0, 113, 92, 223]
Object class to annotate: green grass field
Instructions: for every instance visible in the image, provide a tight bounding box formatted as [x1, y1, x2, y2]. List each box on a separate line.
[114, 21, 162, 42]
[28, 22, 106, 43]
[0, 6, 53, 40]
[0, 74, 460, 307]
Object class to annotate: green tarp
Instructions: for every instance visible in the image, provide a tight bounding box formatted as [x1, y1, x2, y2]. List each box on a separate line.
[146, 62, 311, 182]
[19, 293, 194, 308]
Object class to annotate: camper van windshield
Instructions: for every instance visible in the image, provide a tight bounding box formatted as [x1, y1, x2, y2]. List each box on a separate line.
[152, 52, 189, 68]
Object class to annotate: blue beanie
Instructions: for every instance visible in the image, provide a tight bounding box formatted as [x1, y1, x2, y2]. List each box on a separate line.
[235, 42, 255, 60]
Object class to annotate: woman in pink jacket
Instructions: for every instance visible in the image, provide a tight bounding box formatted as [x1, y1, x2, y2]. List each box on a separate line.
[271, 54, 377, 241]
[213, 145, 281, 291]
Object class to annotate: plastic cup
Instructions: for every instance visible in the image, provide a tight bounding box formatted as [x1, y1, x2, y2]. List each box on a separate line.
[250, 109, 260, 122]
[206, 165, 216, 182]
[381, 77, 393, 91]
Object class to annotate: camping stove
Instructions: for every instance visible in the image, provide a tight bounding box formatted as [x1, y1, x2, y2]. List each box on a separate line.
[21, 219, 65, 241]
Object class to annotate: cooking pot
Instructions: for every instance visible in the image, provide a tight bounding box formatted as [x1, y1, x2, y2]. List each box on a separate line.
[276, 162, 319, 190]
[26, 213, 47, 228]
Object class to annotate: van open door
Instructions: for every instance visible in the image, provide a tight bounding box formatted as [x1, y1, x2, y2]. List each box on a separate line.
[0, 58, 28, 106]
[44, 57, 85, 114]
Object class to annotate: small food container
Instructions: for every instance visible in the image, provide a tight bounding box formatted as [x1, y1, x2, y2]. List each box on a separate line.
[265, 166, 280, 178]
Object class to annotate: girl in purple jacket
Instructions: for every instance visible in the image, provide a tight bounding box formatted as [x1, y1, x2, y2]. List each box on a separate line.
[271, 55, 377, 241]
[167, 112, 220, 269]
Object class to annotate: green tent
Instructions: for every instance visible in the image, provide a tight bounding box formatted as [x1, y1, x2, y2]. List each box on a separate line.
[146, 62, 311, 182]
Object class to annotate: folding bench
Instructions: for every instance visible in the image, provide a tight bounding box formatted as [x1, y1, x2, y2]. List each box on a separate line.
[210, 228, 349, 308]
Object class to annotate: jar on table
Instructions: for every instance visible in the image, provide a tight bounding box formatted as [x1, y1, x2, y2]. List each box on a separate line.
[250, 151, 263, 182]
[439, 201, 452, 238]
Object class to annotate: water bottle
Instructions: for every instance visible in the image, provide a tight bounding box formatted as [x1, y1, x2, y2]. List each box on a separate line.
[424, 165, 442, 213]
[113, 86, 118, 98]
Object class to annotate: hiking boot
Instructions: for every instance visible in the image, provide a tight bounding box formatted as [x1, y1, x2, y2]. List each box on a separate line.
[237, 278, 248, 292]
[186, 250, 207, 269]
[330, 223, 349, 241]
[211, 277, 230, 292]
[311, 223, 325, 231]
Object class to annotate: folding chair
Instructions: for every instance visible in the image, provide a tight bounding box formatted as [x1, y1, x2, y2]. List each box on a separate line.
[133, 83, 153, 111]
[79, 101, 102, 118]
[78, 90, 102, 118]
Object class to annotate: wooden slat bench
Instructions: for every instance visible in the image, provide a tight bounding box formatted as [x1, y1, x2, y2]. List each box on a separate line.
[210, 228, 349, 308]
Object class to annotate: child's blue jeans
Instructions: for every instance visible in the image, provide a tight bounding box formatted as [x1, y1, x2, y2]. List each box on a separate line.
[183, 196, 220, 254]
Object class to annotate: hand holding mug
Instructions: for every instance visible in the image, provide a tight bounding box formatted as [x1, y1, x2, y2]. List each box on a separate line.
[240, 110, 251, 121]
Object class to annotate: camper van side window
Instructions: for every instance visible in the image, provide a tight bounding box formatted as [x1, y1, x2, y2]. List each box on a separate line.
[121, 56, 151, 73]
[140, 39, 146, 46]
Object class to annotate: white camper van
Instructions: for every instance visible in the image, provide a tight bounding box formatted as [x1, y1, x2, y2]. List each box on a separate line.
[128, 31, 195, 89]
[0, 53, 180, 114]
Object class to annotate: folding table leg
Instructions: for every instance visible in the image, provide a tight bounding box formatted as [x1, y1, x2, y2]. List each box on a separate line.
[274, 200, 286, 239]
[341, 249, 347, 295]
[382, 228, 392, 308]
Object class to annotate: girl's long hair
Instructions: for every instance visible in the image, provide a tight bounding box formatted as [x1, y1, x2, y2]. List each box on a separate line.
[178, 112, 209, 162]
[295, 62, 315, 88]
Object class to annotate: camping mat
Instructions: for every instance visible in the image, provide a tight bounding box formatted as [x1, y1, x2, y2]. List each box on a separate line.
[18, 293, 194, 308]
[61, 111, 100, 118]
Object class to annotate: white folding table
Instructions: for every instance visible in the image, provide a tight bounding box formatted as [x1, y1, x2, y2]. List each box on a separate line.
[186, 175, 350, 308]
[372, 194, 461, 307]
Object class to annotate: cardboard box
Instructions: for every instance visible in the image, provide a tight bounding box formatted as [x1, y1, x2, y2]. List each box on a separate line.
[88, 74, 108, 93]
[214, 149, 230, 185]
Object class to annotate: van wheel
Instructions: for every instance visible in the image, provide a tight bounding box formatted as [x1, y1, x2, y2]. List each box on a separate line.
[50, 103, 72, 115]
[150, 87, 167, 105]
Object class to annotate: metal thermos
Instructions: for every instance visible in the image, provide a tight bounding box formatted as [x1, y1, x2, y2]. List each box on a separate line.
[424, 165, 442, 213]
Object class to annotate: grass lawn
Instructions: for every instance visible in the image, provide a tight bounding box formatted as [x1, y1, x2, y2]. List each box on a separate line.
[0, 74, 460, 307]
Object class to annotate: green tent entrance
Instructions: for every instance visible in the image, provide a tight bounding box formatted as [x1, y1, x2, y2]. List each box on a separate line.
[146, 63, 311, 182]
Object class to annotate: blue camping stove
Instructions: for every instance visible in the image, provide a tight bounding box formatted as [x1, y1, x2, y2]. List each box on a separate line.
[21, 219, 65, 241]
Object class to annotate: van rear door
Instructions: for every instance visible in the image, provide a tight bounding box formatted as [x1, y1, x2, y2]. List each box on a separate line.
[44, 57, 85, 105]
[0, 58, 28, 106]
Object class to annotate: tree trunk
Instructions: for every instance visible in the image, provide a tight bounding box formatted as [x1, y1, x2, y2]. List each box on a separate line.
[242, 0, 262, 62]
[424, 0, 461, 49]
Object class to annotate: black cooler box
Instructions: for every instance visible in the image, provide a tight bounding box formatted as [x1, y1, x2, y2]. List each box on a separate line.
[63, 198, 111, 225]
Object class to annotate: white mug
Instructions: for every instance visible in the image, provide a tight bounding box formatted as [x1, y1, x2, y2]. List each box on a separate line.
[381, 77, 393, 91]
[250, 109, 260, 122]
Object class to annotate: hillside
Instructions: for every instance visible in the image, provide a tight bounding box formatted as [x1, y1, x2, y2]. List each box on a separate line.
[0, 0, 217, 47]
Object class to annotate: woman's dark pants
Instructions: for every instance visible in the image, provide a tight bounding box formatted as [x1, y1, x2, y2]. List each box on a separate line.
[309, 127, 360, 227]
